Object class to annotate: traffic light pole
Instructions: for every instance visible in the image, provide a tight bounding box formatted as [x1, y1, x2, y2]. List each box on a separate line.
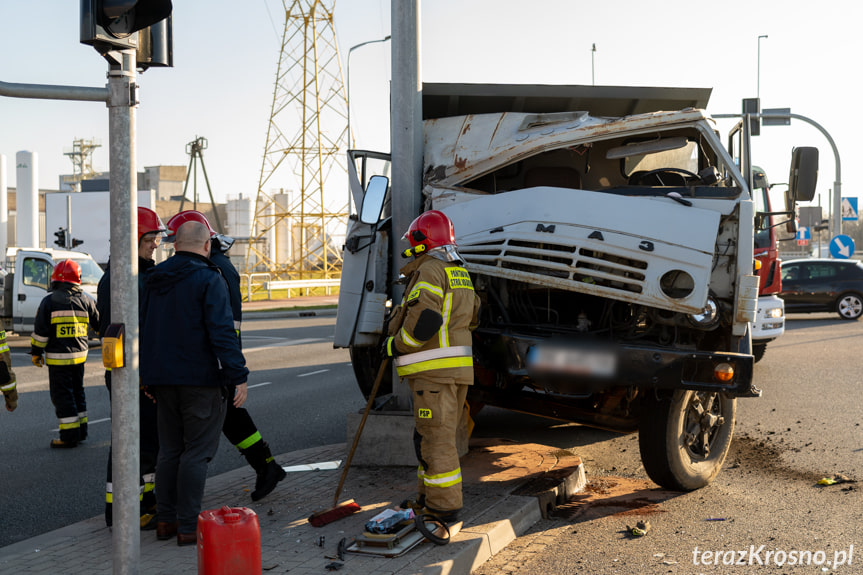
[107, 49, 141, 575]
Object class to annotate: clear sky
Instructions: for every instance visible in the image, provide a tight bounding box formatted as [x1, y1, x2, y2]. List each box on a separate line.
[0, 0, 859, 221]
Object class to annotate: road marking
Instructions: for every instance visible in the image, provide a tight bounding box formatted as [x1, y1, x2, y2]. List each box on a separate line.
[244, 337, 324, 352]
[298, 369, 328, 377]
[248, 382, 272, 389]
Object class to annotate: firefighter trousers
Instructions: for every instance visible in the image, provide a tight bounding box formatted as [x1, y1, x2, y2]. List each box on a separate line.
[409, 377, 469, 514]
[48, 364, 87, 443]
[222, 385, 272, 472]
[103, 371, 160, 526]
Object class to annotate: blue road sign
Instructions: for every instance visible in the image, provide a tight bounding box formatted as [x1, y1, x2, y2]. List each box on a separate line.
[841, 197, 858, 221]
[830, 234, 855, 259]
[796, 226, 810, 241]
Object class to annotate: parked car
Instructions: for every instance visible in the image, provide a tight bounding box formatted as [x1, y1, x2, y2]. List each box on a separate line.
[779, 258, 863, 320]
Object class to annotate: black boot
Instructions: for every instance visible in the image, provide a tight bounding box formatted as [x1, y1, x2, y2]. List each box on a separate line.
[252, 460, 287, 501]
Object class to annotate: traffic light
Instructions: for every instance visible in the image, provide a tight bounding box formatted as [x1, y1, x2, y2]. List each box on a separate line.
[72, 238, 85, 248]
[54, 228, 68, 248]
[81, 0, 173, 54]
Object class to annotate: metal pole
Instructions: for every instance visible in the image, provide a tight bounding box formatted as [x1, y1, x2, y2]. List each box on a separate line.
[107, 49, 140, 575]
[715, 110, 842, 238]
[391, 0, 422, 409]
[347, 35, 391, 150]
[66, 195, 72, 249]
[757, 35, 767, 99]
[591, 43, 596, 85]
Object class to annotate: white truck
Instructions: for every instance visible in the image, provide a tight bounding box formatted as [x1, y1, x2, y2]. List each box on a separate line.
[335, 84, 817, 490]
[0, 247, 103, 333]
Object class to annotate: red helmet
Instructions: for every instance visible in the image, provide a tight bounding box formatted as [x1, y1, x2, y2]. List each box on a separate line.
[51, 259, 82, 285]
[404, 210, 456, 251]
[165, 210, 216, 242]
[138, 207, 166, 243]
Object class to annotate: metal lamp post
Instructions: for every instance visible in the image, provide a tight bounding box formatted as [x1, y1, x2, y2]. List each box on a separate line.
[347, 34, 391, 150]
[757, 34, 768, 98]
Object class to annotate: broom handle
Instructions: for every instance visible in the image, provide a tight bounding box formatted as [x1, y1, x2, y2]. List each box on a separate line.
[333, 357, 391, 506]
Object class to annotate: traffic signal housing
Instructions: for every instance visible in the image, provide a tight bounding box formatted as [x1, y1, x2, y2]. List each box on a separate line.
[80, 0, 172, 54]
[54, 228, 68, 248]
[72, 238, 85, 248]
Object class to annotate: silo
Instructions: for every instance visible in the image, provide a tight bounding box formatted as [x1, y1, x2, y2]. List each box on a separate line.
[15, 151, 39, 248]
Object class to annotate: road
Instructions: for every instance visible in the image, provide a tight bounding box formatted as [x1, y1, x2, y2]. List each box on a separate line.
[473, 313, 863, 574]
[3, 312, 861, 573]
[0, 314, 364, 548]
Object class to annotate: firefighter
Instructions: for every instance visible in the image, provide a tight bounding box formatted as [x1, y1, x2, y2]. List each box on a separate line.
[31, 259, 100, 448]
[98, 206, 166, 528]
[0, 328, 18, 413]
[381, 210, 480, 523]
[165, 210, 287, 501]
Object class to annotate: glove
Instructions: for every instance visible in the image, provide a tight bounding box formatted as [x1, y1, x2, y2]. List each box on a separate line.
[3, 388, 17, 412]
[32, 355, 45, 368]
[380, 336, 400, 358]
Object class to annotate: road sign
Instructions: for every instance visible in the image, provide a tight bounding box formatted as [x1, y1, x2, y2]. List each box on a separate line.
[841, 197, 858, 221]
[796, 226, 810, 241]
[830, 234, 855, 259]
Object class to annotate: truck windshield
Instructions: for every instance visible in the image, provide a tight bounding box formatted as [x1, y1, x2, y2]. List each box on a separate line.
[71, 257, 104, 287]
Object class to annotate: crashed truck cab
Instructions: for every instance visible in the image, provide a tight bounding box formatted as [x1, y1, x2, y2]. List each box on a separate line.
[335, 84, 818, 492]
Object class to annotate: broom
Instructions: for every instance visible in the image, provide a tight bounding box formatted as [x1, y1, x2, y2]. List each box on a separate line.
[308, 357, 391, 527]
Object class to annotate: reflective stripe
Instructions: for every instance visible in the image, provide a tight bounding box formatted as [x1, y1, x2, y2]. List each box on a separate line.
[234, 320, 242, 330]
[407, 281, 444, 303]
[59, 417, 80, 430]
[400, 327, 423, 348]
[78, 413, 88, 424]
[46, 350, 88, 365]
[31, 334, 49, 346]
[423, 467, 462, 488]
[142, 473, 155, 485]
[0, 344, 9, 353]
[0, 382, 15, 392]
[395, 346, 472, 368]
[50, 315, 89, 324]
[236, 431, 262, 451]
[397, 356, 473, 376]
[439, 293, 453, 348]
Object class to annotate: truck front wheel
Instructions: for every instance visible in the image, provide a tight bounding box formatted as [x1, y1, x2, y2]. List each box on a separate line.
[638, 390, 736, 491]
[349, 345, 393, 400]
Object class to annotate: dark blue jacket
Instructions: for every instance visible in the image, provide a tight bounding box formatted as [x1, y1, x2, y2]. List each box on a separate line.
[140, 252, 248, 387]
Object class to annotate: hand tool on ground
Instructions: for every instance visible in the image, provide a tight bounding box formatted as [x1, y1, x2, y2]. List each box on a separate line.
[308, 358, 390, 527]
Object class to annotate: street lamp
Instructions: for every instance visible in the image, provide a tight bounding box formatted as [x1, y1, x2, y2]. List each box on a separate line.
[347, 34, 391, 150]
[757, 34, 768, 99]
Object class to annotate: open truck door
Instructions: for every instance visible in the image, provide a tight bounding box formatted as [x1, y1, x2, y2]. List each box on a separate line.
[333, 152, 394, 398]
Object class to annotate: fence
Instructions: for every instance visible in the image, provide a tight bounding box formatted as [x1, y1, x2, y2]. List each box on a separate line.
[241, 273, 340, 301]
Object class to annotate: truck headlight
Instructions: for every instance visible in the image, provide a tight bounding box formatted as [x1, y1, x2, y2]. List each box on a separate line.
[688, 296, 720, 328]
[764, 307, 783, 319]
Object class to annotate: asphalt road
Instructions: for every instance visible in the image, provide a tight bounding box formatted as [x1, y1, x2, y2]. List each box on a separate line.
[0, 314, 364, 548]
[473, 313, 863, 574]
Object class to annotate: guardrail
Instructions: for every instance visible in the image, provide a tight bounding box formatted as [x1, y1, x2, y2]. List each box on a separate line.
[265, 278, 340, 298]
[241, 273, 341, 300]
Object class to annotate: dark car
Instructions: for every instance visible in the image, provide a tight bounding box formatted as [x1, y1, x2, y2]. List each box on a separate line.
[779, 258, 863, 320]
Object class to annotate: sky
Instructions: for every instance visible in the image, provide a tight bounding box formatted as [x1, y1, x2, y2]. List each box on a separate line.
[0, 0, 860, 224]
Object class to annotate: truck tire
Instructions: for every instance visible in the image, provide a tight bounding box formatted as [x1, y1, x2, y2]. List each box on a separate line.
[752, 342, 767, 363]
[349, 345, 393, 400]
[638, 389, 736, 491]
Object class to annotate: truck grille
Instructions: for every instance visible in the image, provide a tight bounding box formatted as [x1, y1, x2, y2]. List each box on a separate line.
[459, 238, 647, 295]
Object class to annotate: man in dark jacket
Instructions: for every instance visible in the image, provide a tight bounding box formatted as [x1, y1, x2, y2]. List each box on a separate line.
[165, 210, 286, 501]
[31, 259, 100, 448]
[98, 206, 165, 529]
[141, 220, 248, 546]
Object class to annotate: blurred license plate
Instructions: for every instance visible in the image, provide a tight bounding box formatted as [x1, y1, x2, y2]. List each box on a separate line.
[527, 344, 618, 377]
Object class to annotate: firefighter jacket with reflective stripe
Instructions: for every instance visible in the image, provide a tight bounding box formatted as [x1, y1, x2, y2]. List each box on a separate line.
[0, 329, 17, 395]
[30, 283, 100, 366]
[388, 255, 480, 382]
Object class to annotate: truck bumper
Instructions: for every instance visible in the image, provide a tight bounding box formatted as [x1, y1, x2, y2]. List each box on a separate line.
[476, 332, 756, 398]
[751, 295, 784, 343]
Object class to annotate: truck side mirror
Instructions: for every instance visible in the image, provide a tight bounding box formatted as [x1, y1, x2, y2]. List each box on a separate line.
[787, 147, 818, 204]
[360, 175, 389, 225]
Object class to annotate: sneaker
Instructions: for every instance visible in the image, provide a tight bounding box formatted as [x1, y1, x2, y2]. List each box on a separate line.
[251, 460, 287, 501]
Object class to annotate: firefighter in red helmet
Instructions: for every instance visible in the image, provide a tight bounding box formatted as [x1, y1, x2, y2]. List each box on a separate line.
[31, 259, 100, 448]
[98, 206, 166, 527]
[381, 210, 480, 524]
[164, 210, 287, 501]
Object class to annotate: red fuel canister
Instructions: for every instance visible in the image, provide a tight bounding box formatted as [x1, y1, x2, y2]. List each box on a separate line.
[197, 506, 261, 575]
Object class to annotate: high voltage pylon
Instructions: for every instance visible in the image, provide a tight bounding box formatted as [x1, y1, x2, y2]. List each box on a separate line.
[244, 0, 349, 280]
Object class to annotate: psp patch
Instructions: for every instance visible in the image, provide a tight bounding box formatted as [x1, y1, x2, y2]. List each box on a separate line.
[418, 408, 433, 419]
[57, 323, 89, 338]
